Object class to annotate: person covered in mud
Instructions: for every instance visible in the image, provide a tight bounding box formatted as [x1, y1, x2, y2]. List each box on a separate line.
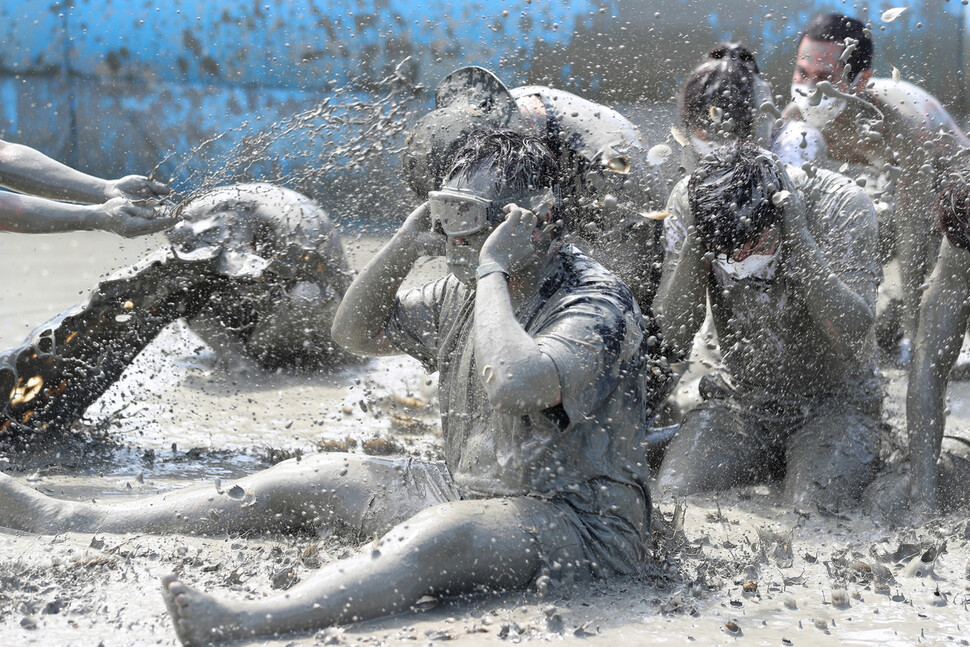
[0, 183, 352, 440]
[680, 43, 826, 171]
[0, 130, 665, 644]
[784, 13, 970, 362]
[654, 142, 882, 510]
[865, 164, 970, 518]
[0, 137, 173, 237]
[404, 65, 668, 310]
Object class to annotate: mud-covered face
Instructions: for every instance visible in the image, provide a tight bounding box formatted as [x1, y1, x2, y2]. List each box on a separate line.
[434, 167, 556, 285]
[713, 226, 782, 280]
[791, 38, 866, 127]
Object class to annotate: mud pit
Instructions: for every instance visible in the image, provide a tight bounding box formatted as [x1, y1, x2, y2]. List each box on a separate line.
[1, 231, 969, 646]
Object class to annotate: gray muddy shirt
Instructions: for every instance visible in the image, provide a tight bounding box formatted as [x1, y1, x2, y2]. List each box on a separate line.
[386, 246, 656, 500]
[663, 167, 881, 396]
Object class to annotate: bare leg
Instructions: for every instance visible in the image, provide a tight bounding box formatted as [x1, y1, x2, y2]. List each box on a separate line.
[0, 453, 441, 537]
[161, 498, 554, 646]
[656, 400, 778, 498]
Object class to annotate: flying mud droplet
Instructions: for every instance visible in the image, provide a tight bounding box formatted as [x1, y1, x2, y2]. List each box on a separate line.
[114, 314, 132, 323]
[880, 7, 907, 23]
[670, 126, 689, 147]
[642, 210, 670, 221]
[647, 144, 672, 166]
[892, 66, 900, 83]
[413, 595, 437, 611]
[606, 156, 631, 174]
[772, 191, 791, 207]
[122, 300, 135, 310]
[709, 105, 723, 124]
[724, 621, 742, 635]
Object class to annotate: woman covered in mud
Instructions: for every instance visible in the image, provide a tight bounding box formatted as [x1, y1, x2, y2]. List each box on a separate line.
[0, 130, 667, 645]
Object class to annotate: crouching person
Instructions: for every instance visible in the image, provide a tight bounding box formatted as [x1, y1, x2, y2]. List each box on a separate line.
[0, 131, 664, 645]
[654, 143, 882, 510]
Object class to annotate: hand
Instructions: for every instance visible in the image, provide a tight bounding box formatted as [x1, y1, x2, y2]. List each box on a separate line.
[90, 197, 178, 237]
[397, 202, 445, 258]
[105, 175, 172, 201]
[478, 203, 539, 273]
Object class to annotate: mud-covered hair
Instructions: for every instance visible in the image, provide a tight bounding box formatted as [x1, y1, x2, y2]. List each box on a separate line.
[681, 43, 761, 140]
[937, 163, 970, 251]
[803, 13, 873, 80]
[444, 129, 559, 195]
[688, 142, 783, 254]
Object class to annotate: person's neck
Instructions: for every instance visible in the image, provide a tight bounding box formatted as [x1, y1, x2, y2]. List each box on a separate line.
[506, 247, 560, 308]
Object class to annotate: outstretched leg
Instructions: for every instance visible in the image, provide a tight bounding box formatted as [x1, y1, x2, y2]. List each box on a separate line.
[0, 453, 452, 538]
[161, 497, 562, 646]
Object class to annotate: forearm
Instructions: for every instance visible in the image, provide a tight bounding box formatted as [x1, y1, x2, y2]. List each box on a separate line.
[894, 183, 933, 339]
[0, 192, 96, 233]
[653, 236, 707, 359]
[331, 207, 428, 353]
[474, 273, 561, 413]
[789, 227, 873, 355]
[0, 141, 110, 203]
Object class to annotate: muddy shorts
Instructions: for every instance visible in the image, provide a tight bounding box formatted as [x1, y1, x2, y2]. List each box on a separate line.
[345, 456, 650, 586]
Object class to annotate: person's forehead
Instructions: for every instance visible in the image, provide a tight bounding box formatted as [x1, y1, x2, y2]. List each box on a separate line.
[796, 38, 843, 70]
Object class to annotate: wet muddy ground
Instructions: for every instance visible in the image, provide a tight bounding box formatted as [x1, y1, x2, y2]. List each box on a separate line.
[1, 230, 969, 646]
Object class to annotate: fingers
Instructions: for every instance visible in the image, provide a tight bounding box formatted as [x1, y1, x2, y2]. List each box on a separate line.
[115, 175, 172, 199]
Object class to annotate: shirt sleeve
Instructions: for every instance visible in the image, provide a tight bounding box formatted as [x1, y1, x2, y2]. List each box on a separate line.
[662, 179, 691, 275]
[535, 288, 641, 431]
[384, 276, 452, 372]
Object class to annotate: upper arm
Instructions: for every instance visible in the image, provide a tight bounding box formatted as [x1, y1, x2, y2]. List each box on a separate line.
[915, 241, 970, 377]
[813, 182, 881, 307]
[383, 278, 450, 371]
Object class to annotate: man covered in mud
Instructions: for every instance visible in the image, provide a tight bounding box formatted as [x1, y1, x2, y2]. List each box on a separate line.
[654, 143, 881, 509]
[0, 130, 663, 644]
[0, 137, 172, 237]
[404, 65, 668, 311]
[784, 13, 970, 361]
[1, 183, 352, 440]
[865, 164, 970, 517]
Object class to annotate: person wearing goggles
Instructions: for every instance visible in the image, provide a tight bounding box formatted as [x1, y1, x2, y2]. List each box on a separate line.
[784, 13, 970, 364]
[654, 142, 882, 510]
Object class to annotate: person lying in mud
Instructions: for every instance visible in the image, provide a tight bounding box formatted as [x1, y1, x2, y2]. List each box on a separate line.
[784, 13, 970, 362]
[1, 183, 352, 441]
[0, 137, 173, 237]
[404, 65, 668, 311]
[864, 163, 970, 518]
[654, 142, 882, 510]
[680, 43, 825, 171]
[0, 130, 665, 645]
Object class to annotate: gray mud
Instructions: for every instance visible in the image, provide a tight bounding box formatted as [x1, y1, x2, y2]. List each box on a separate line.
[2, 231, 970, 646]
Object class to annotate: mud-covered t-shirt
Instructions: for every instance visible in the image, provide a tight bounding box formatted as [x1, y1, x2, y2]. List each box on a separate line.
[386, 246, 657, 500]
[663, 167, 881, 396]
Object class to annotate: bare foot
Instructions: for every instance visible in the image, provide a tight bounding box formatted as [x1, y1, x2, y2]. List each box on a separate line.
[161, 574, 250, 646]
[0, 471, 81, 533]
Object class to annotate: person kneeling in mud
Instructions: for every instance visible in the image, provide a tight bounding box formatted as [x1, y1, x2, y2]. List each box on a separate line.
[0, 130, 664, 645]
[654, 142, 882, 510]
[0, 183, 352, 441]
[864, 163, 970, 518]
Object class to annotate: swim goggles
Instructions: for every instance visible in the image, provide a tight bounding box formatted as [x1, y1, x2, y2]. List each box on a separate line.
[428, 187, 559, 236]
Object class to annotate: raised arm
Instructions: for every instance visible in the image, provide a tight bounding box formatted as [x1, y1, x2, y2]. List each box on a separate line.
[474, 205, 561, 414]
[0, 139, 169, 203]
[779, 182, 875, 359]
[907, 240, 970, 515]
[331, 203, 443, 356]
[652, 186, 708, 360]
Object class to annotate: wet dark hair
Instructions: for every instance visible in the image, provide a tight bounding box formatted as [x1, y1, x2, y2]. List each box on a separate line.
[803, 13, 873, 80]
[444, 129, 559, 195]
[681, 43, 760, 140]
[687, 142, 783, 255]
[937, 163, 970, 251]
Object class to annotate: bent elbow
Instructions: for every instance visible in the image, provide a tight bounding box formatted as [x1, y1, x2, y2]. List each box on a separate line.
[483, 375, 547, 415]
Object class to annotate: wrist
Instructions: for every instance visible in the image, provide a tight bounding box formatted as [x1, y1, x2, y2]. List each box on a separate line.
[476, 261, 509, 281]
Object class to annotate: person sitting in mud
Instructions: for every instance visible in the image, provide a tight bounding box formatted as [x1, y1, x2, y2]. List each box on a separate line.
[864, 163, 970, 518]
[784, 13, 970, 362]
[680, 43, 825, 171]
[1, 183, 352, 441]
[0, 137, 173, 237]
[654, 142, 882, 510]
[404, 65, 668, 312]
[0, 130, 664, 645]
